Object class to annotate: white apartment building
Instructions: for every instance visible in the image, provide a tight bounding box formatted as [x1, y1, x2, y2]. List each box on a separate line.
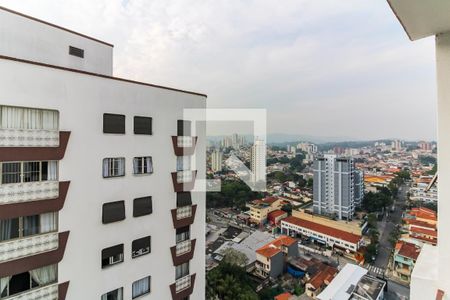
[210, 149, 223, 173]
[410, 182, 438, 203]
[388, 1, 450, 299]
[0, 6, 205, 300]
[251, 139, 266, 186]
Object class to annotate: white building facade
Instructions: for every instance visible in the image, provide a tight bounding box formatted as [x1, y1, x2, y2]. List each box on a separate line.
[0, 6, 205, 300]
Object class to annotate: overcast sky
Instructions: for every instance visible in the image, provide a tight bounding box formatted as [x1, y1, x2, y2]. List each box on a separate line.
[0, 0, 437, 141]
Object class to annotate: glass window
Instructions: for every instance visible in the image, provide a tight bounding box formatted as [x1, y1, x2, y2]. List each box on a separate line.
[102, 201, 126, 224]
[177, 120, 191, 136]
[132, 236, 151, 258]
[176, 227, 190, 243]
[134, 116, 152, 135]
[23, 162, 40, 182]
[101, 288, 123, 300]
[0, 106, 59, 131]
[0, 213, 57, 242]
[175, 262, 190, 280]
[103, 158, 125, 178]
[133, 157, 153, 175]
[103, 114, 125, 134]
[133, 197, 152, 217]
[132, 276, 151, 298]
[176, 156, 191, 172]
[2, 162, 21, 184]
[101, 244, 124, 268]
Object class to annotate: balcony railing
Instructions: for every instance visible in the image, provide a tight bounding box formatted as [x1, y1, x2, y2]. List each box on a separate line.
[176, 206, 192, 220]
[3, 282, 58, 300]
[177, 136, 194, 148]
[0, 181, 59, 205]
[177, 171, 193, 183]
[0, 128, 60, 147]
[176, 240, 192, 257]
[0, 232, 59, 263]
[175, 275, 191, 293]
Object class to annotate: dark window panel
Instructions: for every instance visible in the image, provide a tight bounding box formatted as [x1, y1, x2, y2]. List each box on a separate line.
[101, 244, 124, 268]
[103, 113, 126, 134]
[132, 236, 151, 258]
[133, 196, 152, 217]
[102, 201, 125, 224]
[176, 192, 192, 207]
[69, 46, 84, 58]
[177, 120, 191, 136]
[134, 116, 152, 135]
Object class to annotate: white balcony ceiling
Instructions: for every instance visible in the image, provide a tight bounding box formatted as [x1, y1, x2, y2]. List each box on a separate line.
[387, 0, 450, 40]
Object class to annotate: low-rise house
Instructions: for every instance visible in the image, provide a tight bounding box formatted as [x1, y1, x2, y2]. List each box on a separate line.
[281, 216, 363, 255]
[317, 264, 386, 300]
[268, 210, 289, 225]
[254, 235, 298, 278]
[247, 196, 284, 225]
[393, 241, 421, 283]
[305, 265, 337, 298]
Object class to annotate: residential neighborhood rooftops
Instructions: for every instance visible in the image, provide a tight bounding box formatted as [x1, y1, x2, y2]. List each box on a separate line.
[317, 264, 367, 300]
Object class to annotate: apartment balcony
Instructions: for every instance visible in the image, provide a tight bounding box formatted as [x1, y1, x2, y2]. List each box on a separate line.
[0, 128, 59, 147]
[0, 181, 70, 220]
[0, 132, 70, 161]
[170, 274, 196, 300]
[0, 232, 59, 263]
[0, 231, 69, 277]
[171, 136, 198, 156]
[170, 239, 196, 266]
[171, 171, 197, 192]
[171, 205, 197, 229]
[0, 180, 59, 205]
[3, 281, 69, 300]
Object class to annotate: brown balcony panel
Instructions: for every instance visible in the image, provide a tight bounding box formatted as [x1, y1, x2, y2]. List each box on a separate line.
[0, 231, 69, 277]
[59, 281, 70, 300]
[171, 136, 198, 156]
[171, 171, 197, 192]
[0, 181, 70, 220]
[171, 205, 197, 229]
[170, 239, 197, 266]
[0, 131, 70, 161]
[170, 274, 196, 300]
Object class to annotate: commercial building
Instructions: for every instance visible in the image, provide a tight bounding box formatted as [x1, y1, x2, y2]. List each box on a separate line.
[281, 216, 363, 254]
[210, 149, 223, 172]
[313, 155, 357, 220]
[387, 1, 450, 299]
[254, 235, 298, 279]
[0, 6, 205, 300]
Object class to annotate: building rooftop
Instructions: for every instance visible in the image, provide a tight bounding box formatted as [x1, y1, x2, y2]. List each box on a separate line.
[395, 241, 421, 260]
[256, 235, 296, 258]
[282, 216, 362, 244]
[317, 264, 367, 300]
[350, 275, 386, 300]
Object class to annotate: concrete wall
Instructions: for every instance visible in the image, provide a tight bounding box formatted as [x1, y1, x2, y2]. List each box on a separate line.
[436, 32, 450, 294]
[269, 252, 284, 278]
[0, 57, 206, 300]
[0, 8, 113, 75]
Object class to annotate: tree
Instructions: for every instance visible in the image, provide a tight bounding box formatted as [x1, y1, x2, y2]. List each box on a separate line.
[364, 243, 378, 263]
[281, 203, 293, 215]
[221, 248, 249, 267]
[206, 262, 258, 300]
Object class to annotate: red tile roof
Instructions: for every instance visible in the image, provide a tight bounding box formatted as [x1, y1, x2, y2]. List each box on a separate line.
[410, 226, 437, 237]
[282, 216, 362, 244]
[275, 292, 292, 300]
[308, 265, 337, 289]
[256, 235, 296, 258]
[268, 210, 288, 219]
[396, 241, 421, 260]
[404, 219, 436, 229]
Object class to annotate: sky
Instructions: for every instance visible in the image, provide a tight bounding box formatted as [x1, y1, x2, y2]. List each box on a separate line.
[0, 0, 438, 141]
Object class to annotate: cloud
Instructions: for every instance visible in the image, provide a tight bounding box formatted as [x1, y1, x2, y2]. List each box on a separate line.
[0, 0, 437, 140]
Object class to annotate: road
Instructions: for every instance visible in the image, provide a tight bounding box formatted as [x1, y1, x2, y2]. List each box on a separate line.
[373, 185, 408, 270]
